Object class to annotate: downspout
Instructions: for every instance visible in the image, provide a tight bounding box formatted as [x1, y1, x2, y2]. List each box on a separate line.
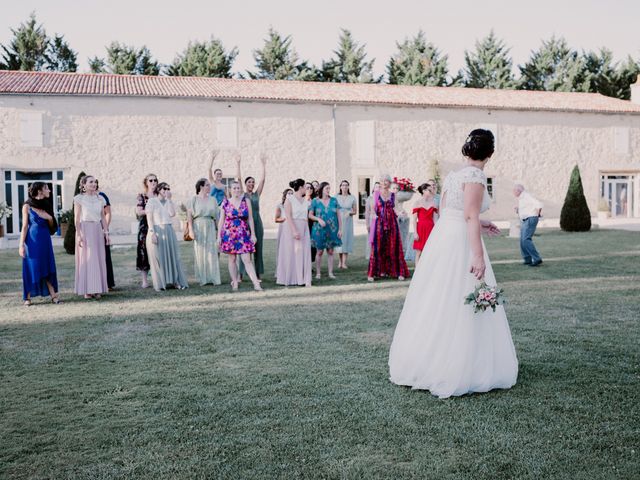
[332, 104, 338, 189]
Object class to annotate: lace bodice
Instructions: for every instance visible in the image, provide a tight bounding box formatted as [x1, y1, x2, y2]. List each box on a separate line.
[441, 166, 491, 213]
[289, 196, 309, 220]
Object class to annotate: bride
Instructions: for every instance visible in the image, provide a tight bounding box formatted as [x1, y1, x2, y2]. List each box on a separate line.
[388, 129, 518, 399]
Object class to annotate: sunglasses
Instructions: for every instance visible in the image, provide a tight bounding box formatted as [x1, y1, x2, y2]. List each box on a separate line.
[148, 179, 158, 182]
[162, 187, 171, 191]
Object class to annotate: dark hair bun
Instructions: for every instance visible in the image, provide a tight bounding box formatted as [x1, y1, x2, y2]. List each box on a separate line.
[289, 178, 305, 191]
[417, 183, 428, 195]
[461, 129, 495, 160]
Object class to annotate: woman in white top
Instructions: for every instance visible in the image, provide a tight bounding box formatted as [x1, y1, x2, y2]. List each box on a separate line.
[146, 182, 188, 291]
[276, 179, 312, 287]
[274, 188, 293, 276]
[389, 129, 518, 399]
[74, 175, 109, 299]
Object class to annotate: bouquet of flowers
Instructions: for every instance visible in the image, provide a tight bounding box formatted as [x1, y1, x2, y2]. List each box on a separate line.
[0, 201, 11, 220]
[393, 177, 415, 192]
[464, 282, 505, 313]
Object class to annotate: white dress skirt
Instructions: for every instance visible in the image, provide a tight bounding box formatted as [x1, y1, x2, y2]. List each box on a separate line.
[389, 166, 518, 399]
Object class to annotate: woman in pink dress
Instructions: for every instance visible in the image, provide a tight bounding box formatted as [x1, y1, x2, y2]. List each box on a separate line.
[277, 179, 312, 287]
[74, 175, 109, 299]
[218, 181, 262, 291]
[412, 181, 439, 265]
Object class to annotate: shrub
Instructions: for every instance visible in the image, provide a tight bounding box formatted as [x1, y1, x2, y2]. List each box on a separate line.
[560, 165, 591, 232]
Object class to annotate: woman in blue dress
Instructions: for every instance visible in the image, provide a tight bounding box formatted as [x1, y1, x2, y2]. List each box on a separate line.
[309, 182, 342, 279]
[19, 182, 60, 305]
[207, 150, 228, 205]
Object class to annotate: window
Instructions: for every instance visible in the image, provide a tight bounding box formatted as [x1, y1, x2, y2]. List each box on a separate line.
[216, 117, 238, 148]
[600, 173, 637, 218]
[614, 127, 630, 156]
[20, 112, 44, 147]
[354, 121, 375, 167]
[2, 170, 64, 235]
[486, 177, 495, 201]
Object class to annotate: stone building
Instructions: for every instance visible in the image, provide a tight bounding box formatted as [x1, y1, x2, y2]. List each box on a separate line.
[1, 70, 639, 236]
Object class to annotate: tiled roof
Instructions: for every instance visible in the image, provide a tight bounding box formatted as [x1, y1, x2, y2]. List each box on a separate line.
[1, 70, 639, 114]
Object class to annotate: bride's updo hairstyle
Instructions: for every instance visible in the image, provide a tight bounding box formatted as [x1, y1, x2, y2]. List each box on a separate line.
[461, 129, 495, 160]
[289, 178, 305, 192]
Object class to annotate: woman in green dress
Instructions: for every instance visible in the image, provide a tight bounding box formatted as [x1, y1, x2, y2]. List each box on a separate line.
[237, 153, 267, 279]
[187, 178, 221, 286]
[309, 182, 342, 279]
[335, 180, 357, 269]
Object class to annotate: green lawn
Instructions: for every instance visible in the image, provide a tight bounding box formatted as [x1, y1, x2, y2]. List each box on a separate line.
[1, 229, 639, 479]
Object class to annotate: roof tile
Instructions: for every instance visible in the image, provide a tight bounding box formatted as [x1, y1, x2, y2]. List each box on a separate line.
[0, 70, 639, 114]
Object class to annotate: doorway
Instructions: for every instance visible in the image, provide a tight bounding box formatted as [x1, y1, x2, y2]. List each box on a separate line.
[600, 174, 636, 218]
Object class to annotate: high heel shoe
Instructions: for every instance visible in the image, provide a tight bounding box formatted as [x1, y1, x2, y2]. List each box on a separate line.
[253, 282, 263, 292]
[231, 281, 239, 291]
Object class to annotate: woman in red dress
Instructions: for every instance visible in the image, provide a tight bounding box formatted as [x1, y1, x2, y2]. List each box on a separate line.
[367, 175, 410, 281]
[412, 181, 438, 264]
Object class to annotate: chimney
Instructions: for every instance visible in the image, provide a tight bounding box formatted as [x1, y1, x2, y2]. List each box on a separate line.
[632, 74, 640, 104]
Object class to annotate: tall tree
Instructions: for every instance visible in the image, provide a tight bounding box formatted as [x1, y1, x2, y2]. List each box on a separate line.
[322, 29, 379, 83]
[1, 13, 49, 71]
[90, 42, 160, 75]
[387, 31, 449, 86]
[519, 37, 590, 92]
[462, 31, 515, 89]
[613, 56, 640, 100]
[46, 34, 78, 72]
[248, 28, 318, 81]
[168, 38, 238, 77]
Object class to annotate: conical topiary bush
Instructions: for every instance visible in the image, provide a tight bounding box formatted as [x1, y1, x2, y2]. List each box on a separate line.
[560, 165, 591, 232]
[63, 171, 86, 254]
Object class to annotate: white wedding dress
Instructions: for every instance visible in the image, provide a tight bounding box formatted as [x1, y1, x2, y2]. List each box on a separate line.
[388, 166, 518, 398]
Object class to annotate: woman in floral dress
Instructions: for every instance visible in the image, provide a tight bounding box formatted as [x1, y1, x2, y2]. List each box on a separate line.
[367, 174, 410, 281]
[218, 181, 262, 291]
[136, 173, 157, 288]
[309, 182, 342, 279]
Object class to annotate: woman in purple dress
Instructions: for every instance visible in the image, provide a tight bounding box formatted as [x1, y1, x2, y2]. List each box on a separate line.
[218, 181, 262, 291]
[19, 182, 60, 305]
[367, 174, 410, 282]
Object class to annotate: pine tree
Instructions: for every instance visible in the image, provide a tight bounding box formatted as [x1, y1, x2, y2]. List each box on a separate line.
[90, 42, 160, 75]
[88, 56, 107, 73]
[64, 171, 86, 255]
[387, 31, 448, 86]
[168, 38, 238, 77]
[46, 34, 77, 72]
[322, 29, 379, 83]
[559, 165, 592, 232]
[463, 31, 515, 89]
[612, 56, 640, 100]
[1, 13, 49, 71]
[248, 28, 318, 81]
[519, 37, 590, 92]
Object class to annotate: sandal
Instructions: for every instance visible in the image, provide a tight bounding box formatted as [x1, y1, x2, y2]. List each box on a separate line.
[23, 299, 32, 307]
[231, 281, 239, 291]
[51, 295, 62, 304]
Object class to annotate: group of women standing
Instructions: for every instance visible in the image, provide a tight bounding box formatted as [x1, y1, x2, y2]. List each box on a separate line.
[273, 178, 359, 286]
[18, 150, 438, 304]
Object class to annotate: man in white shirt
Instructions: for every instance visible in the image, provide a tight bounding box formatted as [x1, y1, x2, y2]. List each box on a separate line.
[513, 184, 543, 266]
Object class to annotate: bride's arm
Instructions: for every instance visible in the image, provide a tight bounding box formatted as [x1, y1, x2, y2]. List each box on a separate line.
[463, 183, 485, 280]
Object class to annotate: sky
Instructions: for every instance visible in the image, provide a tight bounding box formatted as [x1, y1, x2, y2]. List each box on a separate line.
[2, 0, 639, 78]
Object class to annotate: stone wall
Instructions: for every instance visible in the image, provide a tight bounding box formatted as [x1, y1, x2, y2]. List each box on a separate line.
[1, 94, 638, 233]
